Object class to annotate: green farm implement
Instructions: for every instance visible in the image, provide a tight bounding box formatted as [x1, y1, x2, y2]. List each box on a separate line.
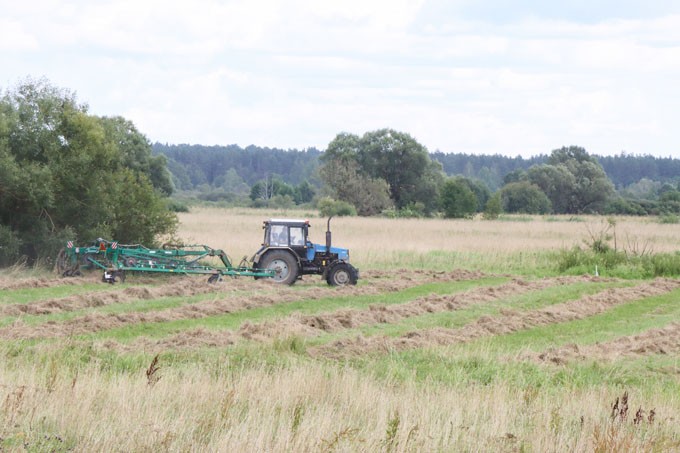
[56, 239, 275, 284]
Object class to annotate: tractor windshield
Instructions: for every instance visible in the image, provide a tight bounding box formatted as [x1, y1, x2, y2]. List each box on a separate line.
[269, 225, 288, 246]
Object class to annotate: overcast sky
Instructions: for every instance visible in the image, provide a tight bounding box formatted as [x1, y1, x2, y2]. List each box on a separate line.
[2, 0, 680, 157]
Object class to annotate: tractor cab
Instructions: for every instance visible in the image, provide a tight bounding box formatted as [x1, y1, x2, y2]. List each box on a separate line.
[262, 219, 310, 260]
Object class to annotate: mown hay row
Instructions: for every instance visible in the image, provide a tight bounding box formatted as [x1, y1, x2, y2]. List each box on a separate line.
[0, 270, 484, 340]
[312, 279, 680, 359]
[529, 321, 680, 364]
[110, 276, 597, 353]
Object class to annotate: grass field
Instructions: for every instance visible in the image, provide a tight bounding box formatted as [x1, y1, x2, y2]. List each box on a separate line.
[1, 208, 680, 451]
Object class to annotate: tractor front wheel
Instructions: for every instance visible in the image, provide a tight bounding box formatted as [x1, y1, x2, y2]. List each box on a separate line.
[327, 262, 358, 286]
[260, 250, 298, 285]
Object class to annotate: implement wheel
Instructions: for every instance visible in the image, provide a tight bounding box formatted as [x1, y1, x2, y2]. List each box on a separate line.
[327, 263, 358, 286]
[260, 250, 298, 285]
[55, 248, 69, 276]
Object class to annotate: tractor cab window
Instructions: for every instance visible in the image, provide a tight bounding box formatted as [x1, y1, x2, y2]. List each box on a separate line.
[289, 227, 304, 246]
[270, 225, 288, 246]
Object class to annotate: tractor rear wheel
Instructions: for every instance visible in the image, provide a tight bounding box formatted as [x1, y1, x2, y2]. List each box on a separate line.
[327, 262, 358, 286]
[260, 250, 298, 285]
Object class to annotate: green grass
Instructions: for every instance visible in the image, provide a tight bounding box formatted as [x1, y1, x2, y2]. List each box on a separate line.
[358, 347, 680, 393]
[0, 283, 114, 305]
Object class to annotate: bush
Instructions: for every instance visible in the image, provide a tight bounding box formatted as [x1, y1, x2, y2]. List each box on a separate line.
[0, 225, 23, 267]
[649, 252, 680, 276]
[604, 198, 648, 216]
[440, 178, 477, 219]
[166, 199, 190, 213]
[500, 181, 552, 214]
[268, 195, 296, 210]
[483, 193, 502, 220]
[555, 246, 680, 278]
[556, 246, 626, 273]
[382, 203, 426, 218]
[317, 197, 357, 217]
[658, 214, 680, 224]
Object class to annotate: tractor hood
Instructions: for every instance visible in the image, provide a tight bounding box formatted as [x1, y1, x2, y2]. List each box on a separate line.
[311, 243, 350, 261]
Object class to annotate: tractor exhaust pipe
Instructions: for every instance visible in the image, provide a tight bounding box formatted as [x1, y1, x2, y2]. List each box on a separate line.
[326, 216, 333, 253]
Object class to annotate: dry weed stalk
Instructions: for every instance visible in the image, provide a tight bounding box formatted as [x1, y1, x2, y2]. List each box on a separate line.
[584, 218, 617, 253]
[592, 391, 659, 452]
[45, 359, 59, 393]
[2, 386, 26, 429]
[623, 232, 654, 257]
[610, 391, 629, 422]
[146, 354, 161, 387]
[320, 427, 359, 452]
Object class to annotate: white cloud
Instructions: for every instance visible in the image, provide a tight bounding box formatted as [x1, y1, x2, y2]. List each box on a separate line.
[2, 0, 680, 156]
[0, 19, 39, 51]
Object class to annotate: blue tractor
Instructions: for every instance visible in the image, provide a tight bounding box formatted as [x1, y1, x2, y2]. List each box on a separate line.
[251, 217, 359, 286]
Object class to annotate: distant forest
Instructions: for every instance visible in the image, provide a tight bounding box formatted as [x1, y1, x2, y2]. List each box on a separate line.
[153, 143, 680, 193]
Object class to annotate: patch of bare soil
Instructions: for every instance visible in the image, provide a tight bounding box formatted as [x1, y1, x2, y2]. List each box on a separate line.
[311, 278, 680, 360]
[528, 322, 680, 365]
[0, 269, 484, 340]
[110, 275, 599, 353]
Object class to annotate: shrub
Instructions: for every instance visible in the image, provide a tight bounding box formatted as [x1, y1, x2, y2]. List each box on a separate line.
[483, 193, 502, 220]
[658, 214, 679, 224]
[0, 225, 23, 267]
[166, 199, 190, 213]
[440, 178, 477, 219]
[317, 197, 357, 217]
[500, 181, 552, 214]
[382, 203, 426, 218]
[649, 252, 680, 276]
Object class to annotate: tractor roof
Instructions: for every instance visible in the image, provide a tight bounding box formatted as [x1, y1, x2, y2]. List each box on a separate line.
[265, 218, 311, 227]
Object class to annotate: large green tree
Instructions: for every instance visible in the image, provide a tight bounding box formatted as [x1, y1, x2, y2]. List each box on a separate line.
[321, 129, 443, 215]
[439, 178, 477, 218]
[319, 159, 392, 216]
[0, 78, 176, 264]
[500, 181, 552, 214]
[526, 164, 575, 213]
[542, 146, 614, 213]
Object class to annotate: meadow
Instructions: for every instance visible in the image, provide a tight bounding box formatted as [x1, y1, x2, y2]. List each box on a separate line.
[1, 207, 680, 451]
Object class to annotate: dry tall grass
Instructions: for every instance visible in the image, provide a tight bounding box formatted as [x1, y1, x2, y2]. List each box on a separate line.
[177, 207, 680, 270]
[2, 360, 677, 452]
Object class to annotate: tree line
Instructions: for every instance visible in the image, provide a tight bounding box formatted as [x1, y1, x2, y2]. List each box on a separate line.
[155, 142, 680, 201]
[156, 134, 680, 219]
[3, 77, 680, 267]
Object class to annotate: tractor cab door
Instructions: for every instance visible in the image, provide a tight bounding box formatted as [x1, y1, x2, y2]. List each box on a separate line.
[288, 225, 307, 260]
